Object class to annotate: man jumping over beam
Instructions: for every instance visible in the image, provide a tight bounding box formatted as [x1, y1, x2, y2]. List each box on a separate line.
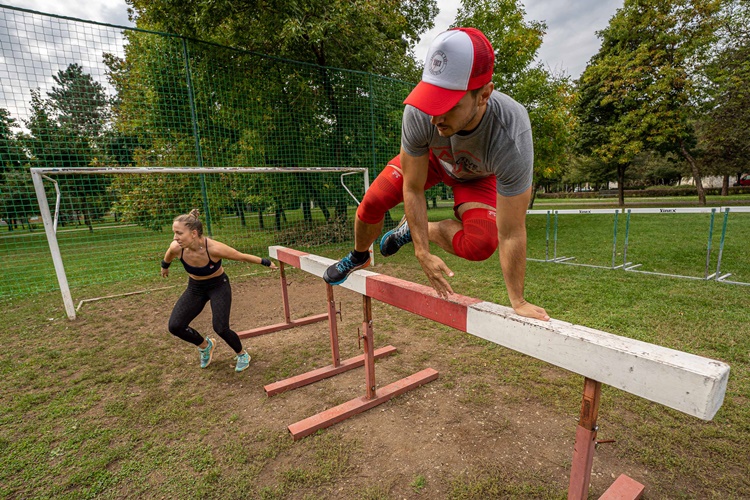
[323, 27, 549, 322]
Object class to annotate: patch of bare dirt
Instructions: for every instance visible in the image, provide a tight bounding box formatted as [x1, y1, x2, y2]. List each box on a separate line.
[76, 267, 654, 498]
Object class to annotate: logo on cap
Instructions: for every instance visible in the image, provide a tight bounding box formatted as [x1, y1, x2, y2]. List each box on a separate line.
[428, 50, 448, 76]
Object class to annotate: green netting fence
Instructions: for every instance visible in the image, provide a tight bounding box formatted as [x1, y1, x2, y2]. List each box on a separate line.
[0, 4, 423, 304]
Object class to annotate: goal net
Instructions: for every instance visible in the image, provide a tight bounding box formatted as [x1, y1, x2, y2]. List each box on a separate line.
[30, 166, 368, 319]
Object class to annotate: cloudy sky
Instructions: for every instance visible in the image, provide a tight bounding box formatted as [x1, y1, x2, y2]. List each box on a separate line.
[5, 0, 623, 79]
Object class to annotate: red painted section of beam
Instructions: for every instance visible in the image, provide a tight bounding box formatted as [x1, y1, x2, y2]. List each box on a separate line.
[275, 248, 307, 268]
[288, 368, 439, 440]
[599, 475, 645, 500]
[366, 274, 481, 331]
[236, 313, 329, 339]
[264, 346, 398, 396]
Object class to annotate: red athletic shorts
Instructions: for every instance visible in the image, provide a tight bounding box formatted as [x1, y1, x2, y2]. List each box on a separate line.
[387, 152, 497, 211]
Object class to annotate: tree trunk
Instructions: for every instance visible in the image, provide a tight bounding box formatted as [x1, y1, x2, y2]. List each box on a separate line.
[334, 199, 347, 222]
[528, 183, 539, 210]
[275, 209, 282, 231]
[302, 200, 312, 224]
[258, 208, 264, 229]
[82, 195, 93, 232]
[722, 175, 729, 196]
[318, 202, 331, 222]
[236, 200, 246, 226]
[617, 164, 626, 207]
[680, 139, 705, 206]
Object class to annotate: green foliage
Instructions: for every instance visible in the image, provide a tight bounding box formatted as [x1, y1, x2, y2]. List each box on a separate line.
[127, 0, 436, 80]
[22, 64, 114, 231]
[455, 0, 576, 196]
[695, 0, 750, 178]
[575, 0, 722, 204]
[454, 0, 545, 90]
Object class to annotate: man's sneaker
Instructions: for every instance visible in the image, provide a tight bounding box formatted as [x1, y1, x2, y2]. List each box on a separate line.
[235, 351, 251, 372]
[323, 251, 371, 285]
[379, 216, 412, 257]
[199, 338, 215, 368]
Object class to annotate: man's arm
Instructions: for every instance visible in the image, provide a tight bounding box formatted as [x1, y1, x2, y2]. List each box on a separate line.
[496, 187, 549, 320]
[401, 147, 455, 297]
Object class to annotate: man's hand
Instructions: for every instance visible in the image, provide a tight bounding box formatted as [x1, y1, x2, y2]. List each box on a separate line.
[161, 267, 169, 278]
[512, 299, 550, 321]
[417, 252, 454, 298]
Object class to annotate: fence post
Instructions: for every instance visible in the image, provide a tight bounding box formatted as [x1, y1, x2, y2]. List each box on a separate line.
[704, 209, 716, 279]
[714, 208, 730, 280]
[623, 210, 631, 269]
[181, 37, 212, 236]
[611, 210, 619, 268]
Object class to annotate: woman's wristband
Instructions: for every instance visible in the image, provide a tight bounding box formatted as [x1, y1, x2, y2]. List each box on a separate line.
[161, 260, 171, 269]
[261, 258, 271, 267]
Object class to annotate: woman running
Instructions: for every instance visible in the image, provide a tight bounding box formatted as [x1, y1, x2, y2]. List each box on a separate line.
[161, 209, 276, 372]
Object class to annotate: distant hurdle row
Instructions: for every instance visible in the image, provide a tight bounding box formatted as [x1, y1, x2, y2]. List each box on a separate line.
[527, 206, 750, 285]
[245, 246, 729, 499]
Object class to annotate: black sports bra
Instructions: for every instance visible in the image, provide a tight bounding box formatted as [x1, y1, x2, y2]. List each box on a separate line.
[180, 241, 222, 276]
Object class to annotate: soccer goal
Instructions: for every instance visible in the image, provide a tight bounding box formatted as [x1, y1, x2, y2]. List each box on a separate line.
[30, 166, 369, 319]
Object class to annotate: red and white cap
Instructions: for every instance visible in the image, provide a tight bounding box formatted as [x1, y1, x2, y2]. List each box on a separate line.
[404, 27, 495, 116]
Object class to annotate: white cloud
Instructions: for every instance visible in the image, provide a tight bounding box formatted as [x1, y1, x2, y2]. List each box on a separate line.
[5, 0, 133, 27]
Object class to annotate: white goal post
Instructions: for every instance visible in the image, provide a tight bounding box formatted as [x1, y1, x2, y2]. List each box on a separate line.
[30, 166, 370, 320]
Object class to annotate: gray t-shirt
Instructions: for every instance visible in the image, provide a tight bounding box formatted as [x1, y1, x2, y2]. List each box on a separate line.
[401, 90, 534, 197]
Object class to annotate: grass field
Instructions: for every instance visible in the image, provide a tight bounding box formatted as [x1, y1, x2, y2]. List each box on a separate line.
[2, 195, 749, 498]
[3, 194, 750, 304]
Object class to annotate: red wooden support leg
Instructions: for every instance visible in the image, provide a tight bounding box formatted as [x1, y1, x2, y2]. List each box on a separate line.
[237, 261, 328, 338]
[327, 284, 340, 368]
[569, 377, 601, 500]
[362, 295, 376, 399]
[280, 262, 291, 323]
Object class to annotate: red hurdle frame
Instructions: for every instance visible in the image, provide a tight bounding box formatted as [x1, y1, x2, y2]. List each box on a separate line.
[236, 262, 330, 339]
[244, 255, 438, 440]
[264, 247, 652, 499]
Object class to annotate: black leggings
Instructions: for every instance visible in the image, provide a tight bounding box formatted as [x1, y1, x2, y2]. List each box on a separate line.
[168, 273, 243, 353]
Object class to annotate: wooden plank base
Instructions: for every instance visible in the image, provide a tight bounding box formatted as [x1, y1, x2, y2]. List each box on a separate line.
[288, 368, 439, 440]
[599, 474, 645, 500]
[264, 346, 398, 396]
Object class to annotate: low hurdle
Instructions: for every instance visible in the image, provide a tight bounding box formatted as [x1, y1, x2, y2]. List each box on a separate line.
[527, 206, 750, 285]
[261, 245, 729, 499]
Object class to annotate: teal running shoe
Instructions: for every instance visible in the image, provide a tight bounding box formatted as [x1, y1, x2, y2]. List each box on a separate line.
[235, 351, 251, 372]
[322, 251, 371, 285]
[199, 337, 215, 368]
[379, 216, 412, 256]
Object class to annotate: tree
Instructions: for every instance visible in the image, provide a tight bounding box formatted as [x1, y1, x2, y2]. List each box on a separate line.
[113, 1, 435, 227]
[0, 108, 36, 232]
[455, 0, 576, 207]
[695, 0, 750, 194]
[0, 108, 23, 169]
[514, 67, 576, 207]
[575, 0, 721, 206]
[581, 0, 719, 205]
[454, 0, 545, 91]
[23, 65, 113, 231]
[126, 0, 435, 79]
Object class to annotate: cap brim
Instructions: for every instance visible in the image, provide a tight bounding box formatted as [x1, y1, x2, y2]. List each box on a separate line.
[403, 81, 466, 116]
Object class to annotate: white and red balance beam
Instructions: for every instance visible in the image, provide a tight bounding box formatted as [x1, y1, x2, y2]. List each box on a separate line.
[269, 246, 729, 421]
